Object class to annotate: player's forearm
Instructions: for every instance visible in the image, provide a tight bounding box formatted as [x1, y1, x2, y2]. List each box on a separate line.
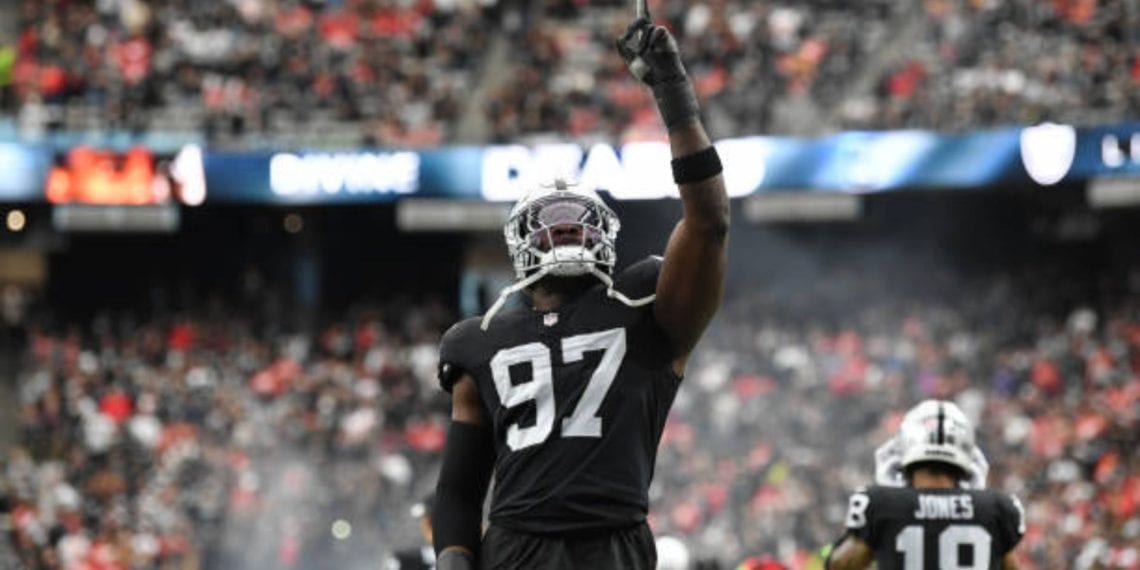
[825, 536, 874, 570]
[669, 120, 729, 237]
[431, 492, 484, 552]
[614, 13, 729, 236]
[668, 117, 711, 157]
[651, 50, 729, 234]
[432, 421, 494, 558]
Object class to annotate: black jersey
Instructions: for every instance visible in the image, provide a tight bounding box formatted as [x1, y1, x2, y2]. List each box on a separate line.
[437, 257, 679, 534]
[843, 485, 1025, 570]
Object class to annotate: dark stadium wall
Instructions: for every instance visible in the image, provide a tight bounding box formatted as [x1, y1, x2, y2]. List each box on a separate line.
[42, 205, 468, 322]
[587, 187, 1132, 320]
[719, 185, 1138, 320]
[29, 184, 1140, 325]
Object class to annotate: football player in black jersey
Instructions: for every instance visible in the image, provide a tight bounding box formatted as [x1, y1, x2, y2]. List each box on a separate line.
[429, 8, 729, 570]
[826, 400, 1026, 570]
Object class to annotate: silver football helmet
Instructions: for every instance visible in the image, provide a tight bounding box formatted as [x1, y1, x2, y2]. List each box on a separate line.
[897, 399, 978, 477]
[875, 429, 989, 489]
[480, 177, 652, 330]
[503, 177, 620, 279]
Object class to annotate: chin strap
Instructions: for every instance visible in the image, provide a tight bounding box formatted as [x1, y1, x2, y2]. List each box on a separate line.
[587, 266, 656, 307]
[479, 265, 657, 331]
[480, 267, 552, 330]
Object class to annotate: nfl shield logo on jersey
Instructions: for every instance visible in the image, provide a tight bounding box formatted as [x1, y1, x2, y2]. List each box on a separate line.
[543, 313, 559, 327]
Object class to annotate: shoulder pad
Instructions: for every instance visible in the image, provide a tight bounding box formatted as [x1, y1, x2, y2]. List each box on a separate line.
[437, 317, 482, 393]
[612, 256, 663, 300]
[1003, 492, 1027, 536]
[859, 485, 900, 507]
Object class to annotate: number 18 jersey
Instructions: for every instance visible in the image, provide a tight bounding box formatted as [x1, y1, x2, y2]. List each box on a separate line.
[843, 485, 1026, 570]
[437, 257, 680, 535]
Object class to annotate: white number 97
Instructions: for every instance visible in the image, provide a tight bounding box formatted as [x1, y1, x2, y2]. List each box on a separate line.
[490, 328, 627, 451]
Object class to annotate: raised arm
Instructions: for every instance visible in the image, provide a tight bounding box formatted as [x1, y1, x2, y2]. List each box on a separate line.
[617, 20, 730, 370]
[432, 376, 494, 570]
[657, 120, 729, 368]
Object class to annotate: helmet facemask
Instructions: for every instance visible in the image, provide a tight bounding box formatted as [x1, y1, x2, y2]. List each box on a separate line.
[480, 179, 652, 331]
[504, 189, 619, 281]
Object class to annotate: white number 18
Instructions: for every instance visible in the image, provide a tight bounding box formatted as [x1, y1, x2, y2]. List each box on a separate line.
[896, 524, 992, 570]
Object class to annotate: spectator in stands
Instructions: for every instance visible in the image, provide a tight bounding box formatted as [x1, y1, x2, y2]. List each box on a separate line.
[7, 0, 1135, 144]
[3, 261, 1136, 568]
[8, 0, 496, 147]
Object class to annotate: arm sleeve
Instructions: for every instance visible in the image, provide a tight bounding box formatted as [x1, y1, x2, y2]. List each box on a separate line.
[432, 420, 495, 556]
[613, 256, 664, 300]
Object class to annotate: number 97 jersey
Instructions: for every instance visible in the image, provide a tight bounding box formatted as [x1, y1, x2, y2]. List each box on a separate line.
[437, 257, 680, 535]
[844, 486, 1026, 570]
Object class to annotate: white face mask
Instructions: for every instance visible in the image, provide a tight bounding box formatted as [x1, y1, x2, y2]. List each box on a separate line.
[479, 178, 653, 331]
[504, 180, 619, 281]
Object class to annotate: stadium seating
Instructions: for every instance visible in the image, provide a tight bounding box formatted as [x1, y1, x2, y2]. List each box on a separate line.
[4, 0, 497, 148]
[3, 271, 1135, 568]
[4, 0, 1135, 145]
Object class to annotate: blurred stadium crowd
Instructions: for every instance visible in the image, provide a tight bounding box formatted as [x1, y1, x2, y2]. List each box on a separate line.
[3, 0, 1137, 146]
[2, 1, 1139, 569]
[2, 297, 456, 569]
[2, 264, 1137, 570]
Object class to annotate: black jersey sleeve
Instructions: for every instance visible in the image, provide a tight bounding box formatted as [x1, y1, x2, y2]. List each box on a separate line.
[995, 492, 1026, 553]
[437, 317, 482, 393]
[612, 256, 663, 300]
[843, 487, 878, 546]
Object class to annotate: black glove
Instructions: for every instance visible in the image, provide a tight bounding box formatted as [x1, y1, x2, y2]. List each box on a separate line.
[616, 18, 699, 131]
[437, 549, 475, 570]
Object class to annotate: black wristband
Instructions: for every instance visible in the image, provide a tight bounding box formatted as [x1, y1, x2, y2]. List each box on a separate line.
[437, 550, 475, 570]
[671, 146, 723, 185]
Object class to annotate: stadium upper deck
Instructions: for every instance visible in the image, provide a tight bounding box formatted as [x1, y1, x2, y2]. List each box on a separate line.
[1, 0, 1135, 148]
